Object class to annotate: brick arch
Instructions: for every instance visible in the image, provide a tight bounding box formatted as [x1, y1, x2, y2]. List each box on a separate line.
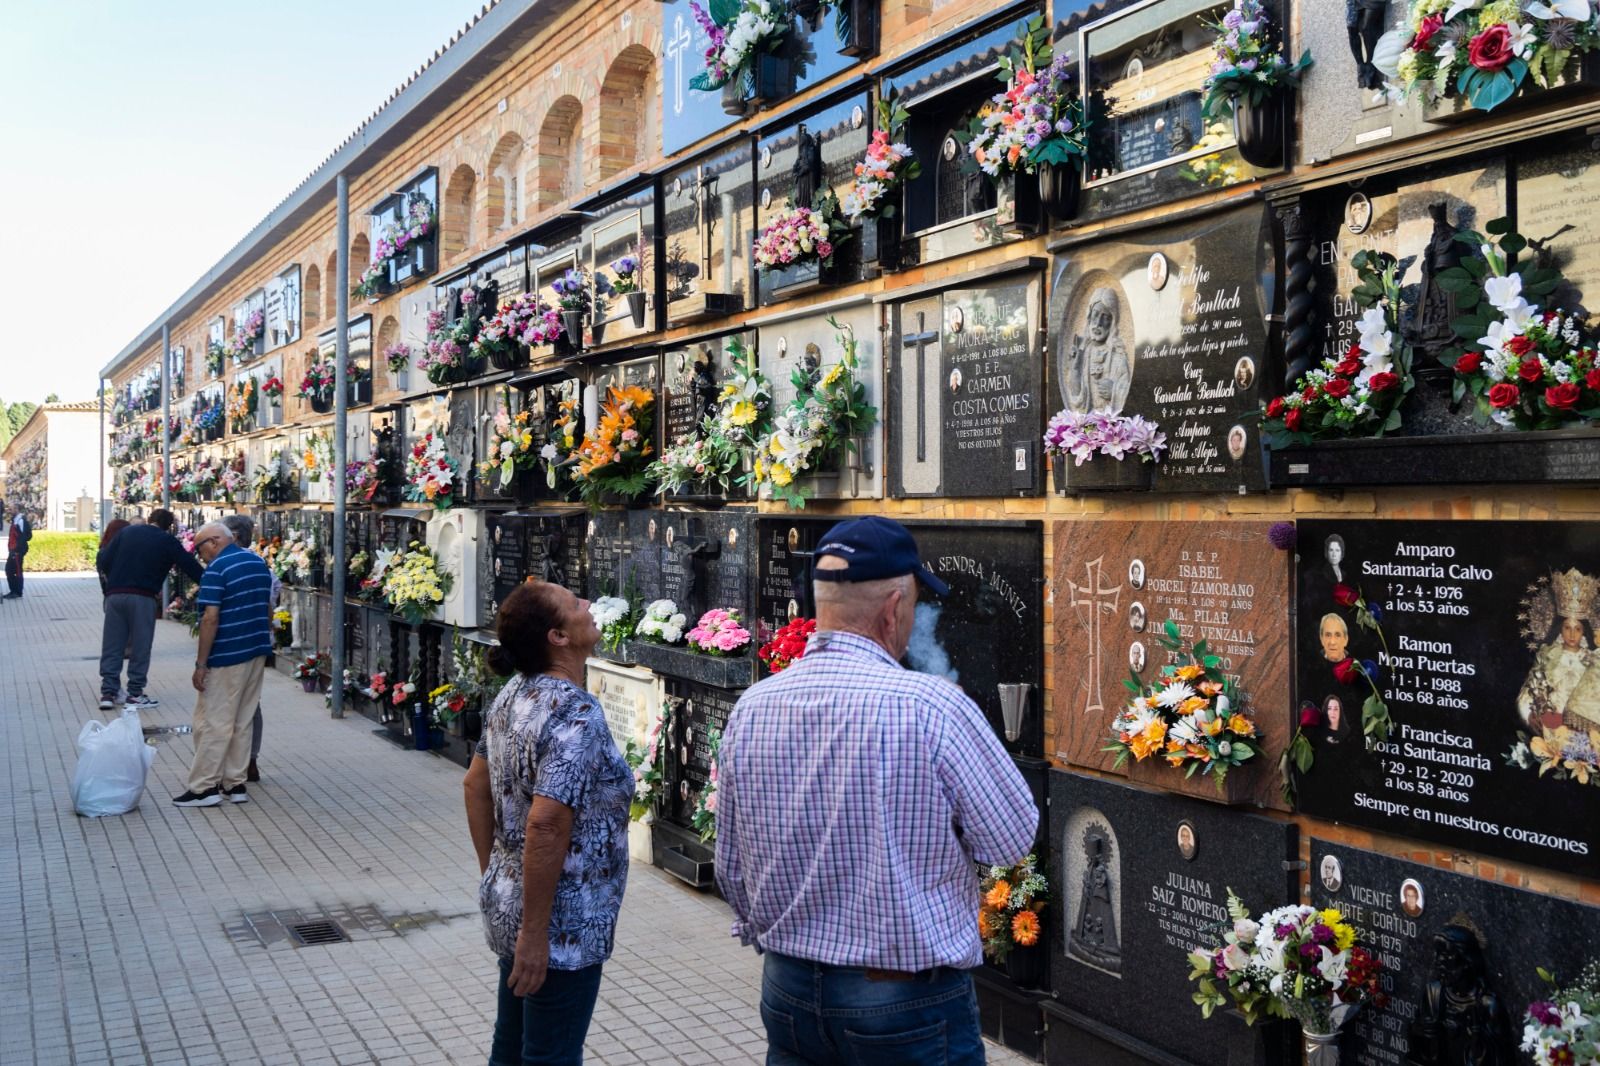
[487, 132, 527, 233]
[376, 314, 400, 353]
[303, 263, 322, 327]
[537, 95, 584, 209]
[442, 163, 478, 262]
[351, 233, 371, 278]
[324, 252, 338, 321]
[597, 45, 657, 180]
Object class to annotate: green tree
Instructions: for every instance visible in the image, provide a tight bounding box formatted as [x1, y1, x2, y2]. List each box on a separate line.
[44, 392, 59, 403]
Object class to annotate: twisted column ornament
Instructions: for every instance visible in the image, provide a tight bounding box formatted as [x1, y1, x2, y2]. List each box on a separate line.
[1276, 198, 1318, 390]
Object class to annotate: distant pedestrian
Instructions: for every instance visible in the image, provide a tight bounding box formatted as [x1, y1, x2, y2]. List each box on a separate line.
[716, 516, 1039, 1066]
[172, 521, 273, 808]
[95, 508, 204, 710]
[5, 505, 32, 598]
[463, 581, 633, 1066]
[221, 514, 279, 783]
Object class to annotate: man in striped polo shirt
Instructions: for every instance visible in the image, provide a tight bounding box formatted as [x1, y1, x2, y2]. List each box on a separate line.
[173, 521, 274, 808]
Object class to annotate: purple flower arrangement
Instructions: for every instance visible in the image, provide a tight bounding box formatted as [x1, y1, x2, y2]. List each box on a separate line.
[1042, 408, 1167, 465]
[609, 254, 642, 295]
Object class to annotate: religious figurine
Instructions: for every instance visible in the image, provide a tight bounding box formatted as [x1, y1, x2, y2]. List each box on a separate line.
[1065, 287, 1132, 414]
[1069, 824, 1122, 972]
[1347, 0, 1390, 92]
[1414, 203, 1463, 357]
[792, 125, 823, 209]
[1407, 924, 1513, 1066]
[689, 348, 720, 429]
[1521, 569, 1600, 730]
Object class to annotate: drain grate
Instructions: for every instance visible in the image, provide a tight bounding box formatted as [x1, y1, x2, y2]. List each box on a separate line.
[288, 920, 348, 947]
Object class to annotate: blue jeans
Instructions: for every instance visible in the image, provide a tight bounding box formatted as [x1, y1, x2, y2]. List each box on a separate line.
[489, 956, 604, 1066]
[759, 952, 985, 1066]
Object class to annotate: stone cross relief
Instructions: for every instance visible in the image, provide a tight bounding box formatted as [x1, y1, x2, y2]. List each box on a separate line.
[665, 13, 694, 118]
[1068, 556, 1122, 719]
[901, 311, 940, 464]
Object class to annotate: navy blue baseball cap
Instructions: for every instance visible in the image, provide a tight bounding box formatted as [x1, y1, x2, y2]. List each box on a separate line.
[812, 516, 949, 597]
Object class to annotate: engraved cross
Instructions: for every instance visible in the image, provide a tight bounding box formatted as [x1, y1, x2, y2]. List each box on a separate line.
[1068, 556, 1122, 719]
[666, 14, 694, 117]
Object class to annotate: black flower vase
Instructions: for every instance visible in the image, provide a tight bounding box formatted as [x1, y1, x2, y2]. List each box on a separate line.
[591, 318, 608, 346]
[488, 342, 527, 373]
[512, 466, 539, 506]
[626, 291, 647, 328]
[412, 706, 431, 751]
[1233, 92, 1285, 169]
[874, 190, 903, 271]
[311, 394, 333, 414]
[462, 708, 483, 743]
[1038, 160, 1083, 222]
[721, 81, 748, 117]
[562, 311, 584, 348]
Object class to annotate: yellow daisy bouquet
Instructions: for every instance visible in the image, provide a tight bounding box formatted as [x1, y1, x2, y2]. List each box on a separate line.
[978, 853, 1047, 964]
[749, 317, 875, 509]
[650, 338, 771, 496]
[1106, 619, 1262, 789]
[381, 541, 454, 624]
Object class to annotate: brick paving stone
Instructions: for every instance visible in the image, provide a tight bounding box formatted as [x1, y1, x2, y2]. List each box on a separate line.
[3, 574, 1033, 1065]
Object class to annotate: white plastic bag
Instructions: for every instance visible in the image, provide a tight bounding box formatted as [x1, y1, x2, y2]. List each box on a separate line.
[72, 708, 157, 817]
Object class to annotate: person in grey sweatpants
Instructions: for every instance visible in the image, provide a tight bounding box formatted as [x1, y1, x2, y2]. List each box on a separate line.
[95, 509, 205, 710]
[221, 514, 279, 782]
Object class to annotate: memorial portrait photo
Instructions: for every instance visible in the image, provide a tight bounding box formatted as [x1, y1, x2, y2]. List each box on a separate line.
[1233, 357, 1255, 392]
[1401, 878, 1425, 918]
[1319, 612, 1350, 663]
[1227, 425, 1248, 462]
[1129, 559, 1145, 590]
[1129, 642, 1146, 673]
[1320, 854, 1342, 893]
[1176, 822, 1196, 861]
[1323, 695, 1350, 744]
[1129, 601, 1146, 633]
[1325, 534, 1347, 583]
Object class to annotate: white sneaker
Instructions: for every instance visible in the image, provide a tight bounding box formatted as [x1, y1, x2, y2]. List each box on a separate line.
[126, 694, 160, 708]
[98, 696, 117, 711]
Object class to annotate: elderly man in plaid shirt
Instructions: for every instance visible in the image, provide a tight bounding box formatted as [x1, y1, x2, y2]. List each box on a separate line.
[716, 516, 1038, 1065]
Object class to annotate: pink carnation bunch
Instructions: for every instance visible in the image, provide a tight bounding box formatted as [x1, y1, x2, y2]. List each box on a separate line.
[685, 608, 752, 657]
[754, 204, 834, 269]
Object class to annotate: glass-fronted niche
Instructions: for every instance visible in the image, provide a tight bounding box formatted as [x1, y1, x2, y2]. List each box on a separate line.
[586, 184, 660, 346]
[317, 316, 373, 409]
[1061, 0, 1277, 218]
[664, 140, 755, 326]
[370, 167, 441, 290]
[878, 15, 1018, 268]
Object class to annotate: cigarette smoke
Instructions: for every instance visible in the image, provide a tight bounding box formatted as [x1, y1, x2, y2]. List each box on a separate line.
[906, 602, 960, 684]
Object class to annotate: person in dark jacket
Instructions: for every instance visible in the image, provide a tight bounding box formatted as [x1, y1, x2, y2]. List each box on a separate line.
[4, 505, 32, 598]
[95, 508, 204, 710]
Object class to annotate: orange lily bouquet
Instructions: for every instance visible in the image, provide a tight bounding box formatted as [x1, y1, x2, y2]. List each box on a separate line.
[1106, 620, 1263, 789]
[978, 854, 1047, 964]
[571, 385, 655, 507]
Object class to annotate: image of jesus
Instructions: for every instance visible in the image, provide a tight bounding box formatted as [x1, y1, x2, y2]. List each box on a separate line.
[1065, 287, 1132, 414]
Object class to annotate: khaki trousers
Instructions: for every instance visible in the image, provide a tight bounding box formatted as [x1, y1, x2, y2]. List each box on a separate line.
[187, 657, 267, 793]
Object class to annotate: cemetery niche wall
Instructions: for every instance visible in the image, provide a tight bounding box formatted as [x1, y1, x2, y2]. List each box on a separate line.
[1048, 203, 1276, 493]
[664, 142, 755, 326]
[888, 268, 1045, 498]
[1293, 519, 1600, 880]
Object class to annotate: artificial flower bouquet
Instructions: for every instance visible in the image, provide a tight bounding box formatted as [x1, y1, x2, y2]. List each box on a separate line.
[691, 727, 722, 842]
[590, 596, 637, 652]
[260, 375, 284, 404]
[205, 341, 225, 377]
[841, 95, 920, 223]
[713, 338, 773, 451]
[634, 600, 689, 645]
[978, 854, 1047, 964]
[653, 338, 774, 495]
[1522, 960, 1600, 1065]
[381, 541, 453, 625]
[384, 343, 411, 376]
[361, 670, 389, 702]
[228, 310, 265, 362]
[542, 394, 581, 491]
[750, 318, 875, 508]
[390, 678, 418, 709]
[571, 385, 656, 506]
[293, 653, 323, 681]
[429, 683, 468, 729]
[478, 395, 539, 489]
[1106, 620, 1263, 788]
[1043, 409, 1167, 466]
[403, 432, 460, 511]
[688, 0, 789, 93]
[345, 455, 384, 503]
[271, 608, 293, 649]
[608, 252, 644, 295]
[758, 617, 816, 673]
[962, 15, 1089, 178]
[1261, 250, 1411, 445]
[1199, 0, 1312, 120]
[226, 378, 258, 432]
[420, 291, 484, 384]
[753, 189, 851, 273]
[686, 608, 752, 657]
[1187, 892, 1385, 1037]
[1440, 218, 1599, 430]
[298, 356, 336, 404]
[470, 293, 562, 366]
[1377, 0, 1600, 113]
[650, 434, 741, 496]
[626, 699, 671, 822]
[302, 431, 334, 484]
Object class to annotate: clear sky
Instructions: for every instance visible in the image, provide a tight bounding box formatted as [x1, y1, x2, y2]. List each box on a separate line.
[0, 0, 489, 405]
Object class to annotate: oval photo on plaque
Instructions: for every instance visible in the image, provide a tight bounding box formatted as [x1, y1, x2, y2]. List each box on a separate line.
[1345, 192, 1372, 235]
[1147, 252, 1169, 291]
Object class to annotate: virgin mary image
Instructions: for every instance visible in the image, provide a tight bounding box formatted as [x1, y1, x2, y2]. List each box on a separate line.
[1519, 569, 1600, 731]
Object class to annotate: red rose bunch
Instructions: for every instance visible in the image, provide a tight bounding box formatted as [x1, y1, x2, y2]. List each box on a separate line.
[758, 617, 817, 674]
[1467, 24, 1513, 72]
[1451, 300, 1600, 430]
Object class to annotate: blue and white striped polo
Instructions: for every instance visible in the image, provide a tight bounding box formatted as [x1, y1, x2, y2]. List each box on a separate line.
[196, 543, 273, 668]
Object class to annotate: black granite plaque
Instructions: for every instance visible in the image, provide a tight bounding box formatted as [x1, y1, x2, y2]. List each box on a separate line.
[1048, 769, 1297, 1066]
[755, 516, 1044, 754]
[1295, 519, 1600, 879]
[378, 509, 429, 553]
[661, 340, 732, 449]
[346, 605, 367, 675]
[1048, 204, 1274, 492]
[482, 509, 586, 624]
[662, 678, 739, 828]
[890, 275, 1044, 498]
[584, 512, 651, 602]
[445, 389, 477, 504]
[1310, 841, 1600, 1066]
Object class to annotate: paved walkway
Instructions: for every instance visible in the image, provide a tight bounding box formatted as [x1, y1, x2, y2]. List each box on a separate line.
[1, 574, 1029, 1066]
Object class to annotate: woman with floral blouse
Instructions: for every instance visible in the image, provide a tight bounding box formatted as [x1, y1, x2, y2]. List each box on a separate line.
[464, 581, 634, 1065]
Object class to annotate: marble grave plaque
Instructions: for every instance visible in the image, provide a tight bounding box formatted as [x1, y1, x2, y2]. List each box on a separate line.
[1054, 520, 1291, 808]
[663, 678, 739, 828]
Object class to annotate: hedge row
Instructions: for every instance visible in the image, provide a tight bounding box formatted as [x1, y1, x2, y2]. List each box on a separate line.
[19, 531, 99, 572]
